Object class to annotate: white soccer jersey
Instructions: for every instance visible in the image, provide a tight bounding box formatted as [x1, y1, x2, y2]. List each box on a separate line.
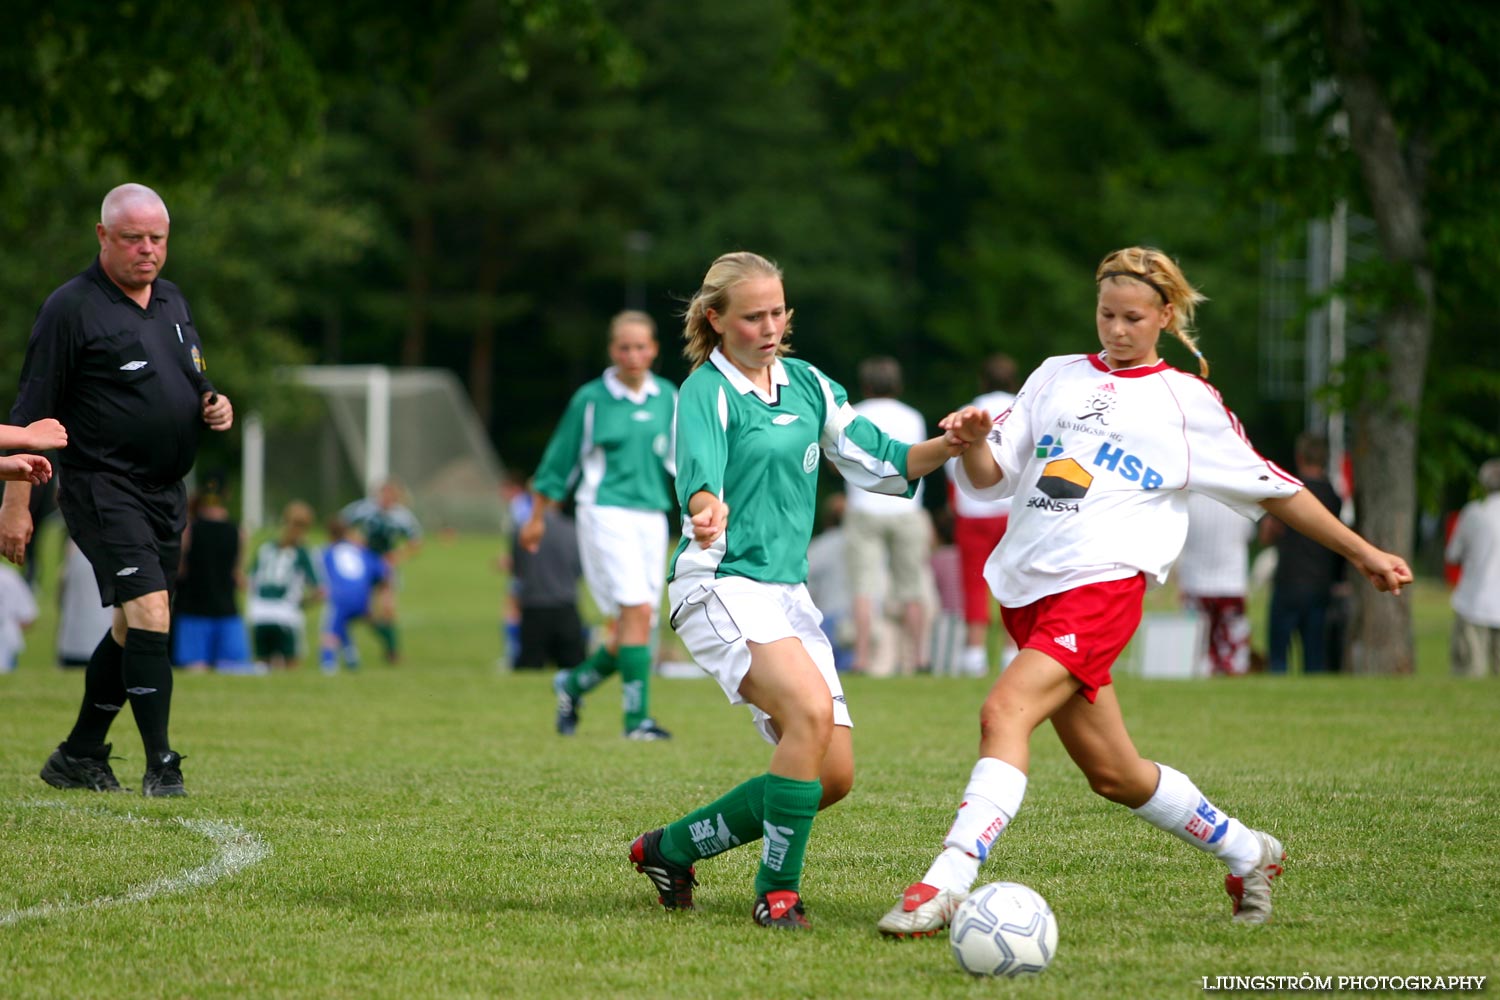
[952, 353, 1302, 608]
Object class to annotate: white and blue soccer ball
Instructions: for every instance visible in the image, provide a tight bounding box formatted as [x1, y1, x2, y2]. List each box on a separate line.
[949, 881, 1058, 978]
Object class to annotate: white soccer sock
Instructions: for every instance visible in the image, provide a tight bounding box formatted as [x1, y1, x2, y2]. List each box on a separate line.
[1130, 762, 1261, 875]
[922, 757, 1028, 892]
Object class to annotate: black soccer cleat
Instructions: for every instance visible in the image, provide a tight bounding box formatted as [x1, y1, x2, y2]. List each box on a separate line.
[142, 750, 187, 798]
[753, 890, 811, 930]
[40, 743, 126, 792]
[629, 828, 697, 910]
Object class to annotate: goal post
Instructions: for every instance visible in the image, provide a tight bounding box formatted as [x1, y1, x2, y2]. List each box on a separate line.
[242, 365, 507, 535]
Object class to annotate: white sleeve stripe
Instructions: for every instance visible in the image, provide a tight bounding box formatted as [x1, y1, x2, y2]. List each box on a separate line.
[811, 367, 855, 438]
[716, 385, 728, 431]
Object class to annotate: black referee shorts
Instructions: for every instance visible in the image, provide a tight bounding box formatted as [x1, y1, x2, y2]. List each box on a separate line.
[59, 471, 185, 607]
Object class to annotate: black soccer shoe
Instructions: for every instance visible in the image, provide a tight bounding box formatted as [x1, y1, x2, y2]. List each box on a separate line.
[629, 828, 697, 910]
[40, 743, 126, 792]
[142, 751, 187, 798]
[753, 890, 811, 930]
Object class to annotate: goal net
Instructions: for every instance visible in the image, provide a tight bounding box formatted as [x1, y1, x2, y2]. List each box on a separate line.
[242, 366, 506, 535]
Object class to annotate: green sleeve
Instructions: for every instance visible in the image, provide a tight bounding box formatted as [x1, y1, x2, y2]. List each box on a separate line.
[674, 375, 727, 509]
[814, 367, 915, 498]
[532, 386, 591, 500]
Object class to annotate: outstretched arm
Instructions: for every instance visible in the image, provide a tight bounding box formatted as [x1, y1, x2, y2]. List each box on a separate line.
[1259, 489, 1412, 594]
[0, 419, 68, 451]
[939, 406, 1002, 489]
[904, 433, 969, 479]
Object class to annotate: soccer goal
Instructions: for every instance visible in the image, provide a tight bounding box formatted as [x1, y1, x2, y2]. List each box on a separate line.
[241, 365, 506, 535]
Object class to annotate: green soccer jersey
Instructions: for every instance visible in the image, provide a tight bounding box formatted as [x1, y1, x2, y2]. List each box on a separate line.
[340, 498, 421, 558]
[246, 540, 322, 627]
[532, 368, 677, 512]
[670, 349, 916, 585]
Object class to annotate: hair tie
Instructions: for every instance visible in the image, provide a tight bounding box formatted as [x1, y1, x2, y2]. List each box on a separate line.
[1098, 269, 1168, 303]
[1192, 349, 1203, 358]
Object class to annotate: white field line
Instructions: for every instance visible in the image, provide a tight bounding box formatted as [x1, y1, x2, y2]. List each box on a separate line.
[1, 804, 271, 927]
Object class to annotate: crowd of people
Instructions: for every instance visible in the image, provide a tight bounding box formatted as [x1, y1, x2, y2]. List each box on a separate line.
[4, 182, 1476, 936]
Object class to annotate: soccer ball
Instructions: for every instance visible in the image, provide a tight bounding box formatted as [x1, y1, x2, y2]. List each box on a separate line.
[949, 881, 1058, 977]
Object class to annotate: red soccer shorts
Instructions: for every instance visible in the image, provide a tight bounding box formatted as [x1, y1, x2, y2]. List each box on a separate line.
[1000, 574, 1146, 702]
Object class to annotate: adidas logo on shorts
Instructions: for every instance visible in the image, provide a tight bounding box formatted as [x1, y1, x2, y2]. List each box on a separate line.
[1053, 633, 1078, 653]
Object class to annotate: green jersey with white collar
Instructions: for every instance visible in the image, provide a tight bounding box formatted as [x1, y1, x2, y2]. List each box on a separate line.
[670, 349, 916, 585]
[533, 367, 677, 511]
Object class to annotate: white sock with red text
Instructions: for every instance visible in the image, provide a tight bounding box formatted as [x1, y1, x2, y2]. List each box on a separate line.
[922, 757, 1028, 892]
[1130, 762, 1261, 875]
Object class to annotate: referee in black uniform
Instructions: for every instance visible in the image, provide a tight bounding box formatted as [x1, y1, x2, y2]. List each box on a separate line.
[1, 183, 235, 797]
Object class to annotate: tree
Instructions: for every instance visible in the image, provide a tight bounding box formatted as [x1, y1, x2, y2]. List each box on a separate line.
[1266, 1, 1500, 673]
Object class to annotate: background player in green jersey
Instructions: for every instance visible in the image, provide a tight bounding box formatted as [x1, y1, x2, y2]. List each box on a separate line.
[340, 480, 421, 663]
[627, 251, 963, 929]
[246, 501, 323, 670]
[522, 311, 678, 740]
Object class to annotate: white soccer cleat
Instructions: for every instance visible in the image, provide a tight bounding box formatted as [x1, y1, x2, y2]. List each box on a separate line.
[1225, 829, 1286, 925]
[877, 882, 968, 938]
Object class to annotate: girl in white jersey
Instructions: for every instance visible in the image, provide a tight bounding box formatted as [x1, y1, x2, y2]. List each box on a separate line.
[878, 246, 1413, 937]
[628, 251, 961, 930]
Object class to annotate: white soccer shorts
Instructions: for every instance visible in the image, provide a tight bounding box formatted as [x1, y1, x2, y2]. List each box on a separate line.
[576, 504, 668, 618]
[668, 574, 852, 745]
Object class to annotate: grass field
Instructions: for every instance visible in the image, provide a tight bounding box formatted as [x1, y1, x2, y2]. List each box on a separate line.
[2, 530, 1497, 999]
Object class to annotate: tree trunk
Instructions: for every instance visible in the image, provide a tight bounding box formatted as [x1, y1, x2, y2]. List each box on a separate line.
[1321, 0, 1434, 674]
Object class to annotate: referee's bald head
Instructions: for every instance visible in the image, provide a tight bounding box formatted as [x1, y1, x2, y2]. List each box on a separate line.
[101, 184, 169, 229]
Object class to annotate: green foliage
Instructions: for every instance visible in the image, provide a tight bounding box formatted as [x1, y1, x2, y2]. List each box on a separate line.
[6, 1, 323, 179]
[2, 0, 1497, 516]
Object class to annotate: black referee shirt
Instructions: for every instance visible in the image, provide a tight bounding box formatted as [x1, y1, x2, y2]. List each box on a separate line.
[9, 257, 216, 487]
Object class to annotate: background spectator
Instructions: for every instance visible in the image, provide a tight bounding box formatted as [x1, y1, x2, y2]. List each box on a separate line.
[0, 560, 38, 672]
[1260, 433, 1344, 674]
[1175, 492, 1256, 676]
[1445, 457, 1500, 677]
[510, 503, 585, 672]
[246, 500, 323, 670]
[174, 473, 254, 674]
[845, 356, 933, 674]
[56, 537, 114, 668]
[946, 353, 1021, 676]
[341, 479, 422, 664]
[805, 493, 856, 672]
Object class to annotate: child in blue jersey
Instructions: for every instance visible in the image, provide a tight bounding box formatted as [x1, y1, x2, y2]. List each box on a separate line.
[627, 252, 962, 929]
[319, 517, 388, 674]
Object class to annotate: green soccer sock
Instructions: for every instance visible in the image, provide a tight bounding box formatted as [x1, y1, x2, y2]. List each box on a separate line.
[658, 774, 768, 866]
[755, 774, 823, 894]
[373, 622, 399, 659]
[563, 646, 617, 699]
[618, 644, 652, 730]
